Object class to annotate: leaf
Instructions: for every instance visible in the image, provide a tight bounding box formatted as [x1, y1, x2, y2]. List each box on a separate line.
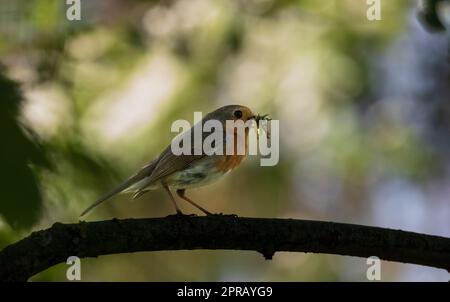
[0, 71, 48, 230]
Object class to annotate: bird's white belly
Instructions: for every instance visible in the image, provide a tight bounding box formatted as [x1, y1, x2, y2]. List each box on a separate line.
[127, 158, 227, 192]
[164, 159, 227, 189]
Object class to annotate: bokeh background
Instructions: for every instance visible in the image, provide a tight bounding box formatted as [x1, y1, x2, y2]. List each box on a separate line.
[1, 0, 449, 281]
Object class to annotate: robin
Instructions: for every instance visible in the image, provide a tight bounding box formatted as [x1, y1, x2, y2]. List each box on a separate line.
[80, 104, 261, 216]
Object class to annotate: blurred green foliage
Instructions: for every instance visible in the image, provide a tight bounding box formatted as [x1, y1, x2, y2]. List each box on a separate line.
[0, 71, 48, 229]
[0, 0, 448, 281]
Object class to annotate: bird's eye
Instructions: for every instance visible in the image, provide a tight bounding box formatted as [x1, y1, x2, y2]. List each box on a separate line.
[234, 110, 243, 119]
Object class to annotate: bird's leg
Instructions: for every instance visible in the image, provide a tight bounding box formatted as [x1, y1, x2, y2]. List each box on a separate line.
[176, 189, 212, 216]
[163, 185, 183, 215]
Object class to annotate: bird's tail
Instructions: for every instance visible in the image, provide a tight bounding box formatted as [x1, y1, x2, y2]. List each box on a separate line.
[80, 160, 158, 217]
[80, 178, 137, 217]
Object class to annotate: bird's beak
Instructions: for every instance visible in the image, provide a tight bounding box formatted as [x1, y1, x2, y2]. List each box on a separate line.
[252, 113, 271, 127]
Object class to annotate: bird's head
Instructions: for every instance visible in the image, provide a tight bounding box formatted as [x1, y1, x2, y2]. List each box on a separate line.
[205, 105, 255, 124]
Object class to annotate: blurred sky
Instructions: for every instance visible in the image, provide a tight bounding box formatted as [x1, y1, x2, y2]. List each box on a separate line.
[0, 0, 449, 281]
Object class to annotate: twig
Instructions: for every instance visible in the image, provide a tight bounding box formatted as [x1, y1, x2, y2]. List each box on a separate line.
[0, 215, 449, 281]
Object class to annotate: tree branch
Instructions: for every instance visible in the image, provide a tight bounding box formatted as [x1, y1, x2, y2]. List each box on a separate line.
[0, 215, 449, 281]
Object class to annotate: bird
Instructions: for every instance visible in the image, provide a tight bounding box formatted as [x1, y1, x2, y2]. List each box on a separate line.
[80, 104, 257, 217]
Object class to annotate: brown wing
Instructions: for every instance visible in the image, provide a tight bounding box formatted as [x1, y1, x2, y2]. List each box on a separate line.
[144, 119, 227, 184]
[145, 145, 204, 185]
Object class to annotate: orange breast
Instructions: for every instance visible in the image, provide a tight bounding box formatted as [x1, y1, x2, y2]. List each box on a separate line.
[215, 130, 248, 172]
[215, 154, 246, 172]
